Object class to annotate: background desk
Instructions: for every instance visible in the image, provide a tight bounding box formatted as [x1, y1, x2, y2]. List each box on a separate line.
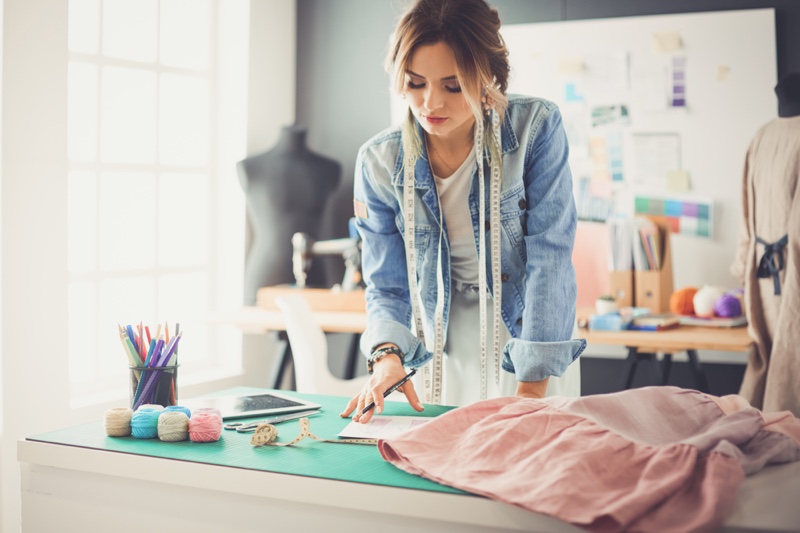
[212, 287, 368, 388]
[577, 308, 753, 393]
[18, 390, 800, 532]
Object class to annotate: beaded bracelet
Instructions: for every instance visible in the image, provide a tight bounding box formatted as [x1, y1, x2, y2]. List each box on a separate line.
[367, 346, 404, 374]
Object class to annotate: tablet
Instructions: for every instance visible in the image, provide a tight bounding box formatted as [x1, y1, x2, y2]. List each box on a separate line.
[180, 391, 322, 420]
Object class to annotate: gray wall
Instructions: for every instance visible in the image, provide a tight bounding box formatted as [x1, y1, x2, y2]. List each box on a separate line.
[293, 0, 798, 391]
[296, 0, 800, 284]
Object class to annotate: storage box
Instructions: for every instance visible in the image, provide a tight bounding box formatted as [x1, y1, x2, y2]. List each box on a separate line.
[609, 270, 634, 308]
[634, 217, 674, 313]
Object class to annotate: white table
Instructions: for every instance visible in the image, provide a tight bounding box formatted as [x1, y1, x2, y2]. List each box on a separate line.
[18, 436, 800, 532]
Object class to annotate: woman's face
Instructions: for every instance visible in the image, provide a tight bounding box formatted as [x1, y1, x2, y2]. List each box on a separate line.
[403, 42, 475, 142]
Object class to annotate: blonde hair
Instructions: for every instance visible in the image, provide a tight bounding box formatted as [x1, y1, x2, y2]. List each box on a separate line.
[386, 0, 509, 166]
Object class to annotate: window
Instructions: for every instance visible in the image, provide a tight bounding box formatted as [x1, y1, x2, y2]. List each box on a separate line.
[67, 0, 249, 403]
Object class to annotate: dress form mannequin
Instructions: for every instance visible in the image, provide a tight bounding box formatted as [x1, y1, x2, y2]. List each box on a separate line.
[237, 125, 341, 304]
[731, 72, 800, 415]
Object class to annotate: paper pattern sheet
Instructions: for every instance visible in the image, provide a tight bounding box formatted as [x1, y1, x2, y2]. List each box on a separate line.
[338, 416, 430, 440]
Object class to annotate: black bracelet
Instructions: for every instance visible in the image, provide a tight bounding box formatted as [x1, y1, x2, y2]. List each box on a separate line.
[367, 346, 404, 374]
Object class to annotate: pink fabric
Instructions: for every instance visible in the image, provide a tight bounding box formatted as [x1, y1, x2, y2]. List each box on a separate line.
[712, 393, 800, 444]
[378, 387, 800, 533]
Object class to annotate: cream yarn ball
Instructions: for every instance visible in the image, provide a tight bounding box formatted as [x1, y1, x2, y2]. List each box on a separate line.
[693, 285, 724, 317]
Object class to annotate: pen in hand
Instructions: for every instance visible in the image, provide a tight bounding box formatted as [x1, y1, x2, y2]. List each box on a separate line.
[360, 368, 417, 416]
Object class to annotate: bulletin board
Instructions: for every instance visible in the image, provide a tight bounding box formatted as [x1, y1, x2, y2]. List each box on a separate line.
[501, 9, 777, 290]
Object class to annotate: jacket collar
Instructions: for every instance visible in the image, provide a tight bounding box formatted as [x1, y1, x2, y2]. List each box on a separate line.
[391, 110, 519, 189]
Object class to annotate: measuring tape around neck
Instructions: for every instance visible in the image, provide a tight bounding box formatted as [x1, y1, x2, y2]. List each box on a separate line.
[403, 112, 503, 404]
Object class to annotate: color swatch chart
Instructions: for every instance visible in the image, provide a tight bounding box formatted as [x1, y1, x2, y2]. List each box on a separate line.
[634, 195, 713, 238]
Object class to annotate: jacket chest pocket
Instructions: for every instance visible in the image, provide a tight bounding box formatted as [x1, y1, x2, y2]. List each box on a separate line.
[500, 189, 528, 263]
[395, 216, 433, 274]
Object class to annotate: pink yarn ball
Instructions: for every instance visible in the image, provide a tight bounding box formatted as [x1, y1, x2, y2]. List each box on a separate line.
[188, 412, 222, 443]
[714, 293, 742, 318]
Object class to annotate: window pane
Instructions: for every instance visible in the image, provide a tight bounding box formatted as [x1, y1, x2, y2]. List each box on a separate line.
[69, 281, 98, 384]
[69, 0, 99, 54]
[100, 66, 157, 163]
[160, 0, 211, 70]
[158, 272, 209, 365]
[98, 171, 156, 270]
[98, 276, 156, 378]
[159, 173, 208, 267]
[159, 74, 209, 166]
[68, 62, 98, 161]
[68, 171, 97, 272]
[102, 0, 157, 63]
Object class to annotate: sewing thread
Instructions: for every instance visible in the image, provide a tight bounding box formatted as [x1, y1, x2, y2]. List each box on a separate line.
[131, 408, 161, 439]
[188, 412, 222, 443]
[193, 407, 222, 419]
[104, 407, 133, 437]
[137, 404, 165, 413]
[164, 405, 192, 418]
[158, 411, 190, 441]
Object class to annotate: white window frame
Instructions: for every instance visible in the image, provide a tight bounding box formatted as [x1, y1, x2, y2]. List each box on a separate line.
[66, 0, 249, 404]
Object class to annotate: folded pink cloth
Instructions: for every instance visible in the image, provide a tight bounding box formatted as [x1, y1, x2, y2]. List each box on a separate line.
[379, 386, 800, 533]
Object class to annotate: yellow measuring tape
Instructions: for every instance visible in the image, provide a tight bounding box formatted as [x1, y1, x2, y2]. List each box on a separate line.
[250, 418, 377, 447]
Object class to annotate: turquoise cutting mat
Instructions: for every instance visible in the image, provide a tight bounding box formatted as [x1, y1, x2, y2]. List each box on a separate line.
[28, 389, 466, 495]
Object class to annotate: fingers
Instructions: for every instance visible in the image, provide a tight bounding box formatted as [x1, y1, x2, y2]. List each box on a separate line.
[354, 390, 375, 424]
[339, 394, 359, 418]
[401, 380, 425, 412]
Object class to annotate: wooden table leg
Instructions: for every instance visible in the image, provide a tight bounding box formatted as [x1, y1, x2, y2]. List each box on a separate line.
[622, 347, 639, 390]
[344, 333, 361, 380]
[686, 349, 710, 393]
[661, 353, 673, 385]
[270, 332, 296, 390]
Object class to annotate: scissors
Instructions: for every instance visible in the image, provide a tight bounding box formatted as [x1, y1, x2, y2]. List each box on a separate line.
[223, 409, 321, 433]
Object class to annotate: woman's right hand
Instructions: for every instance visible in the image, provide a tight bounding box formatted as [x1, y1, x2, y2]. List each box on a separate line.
[339, 356, 424, 424]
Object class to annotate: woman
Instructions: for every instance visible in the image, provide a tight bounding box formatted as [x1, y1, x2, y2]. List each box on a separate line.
[341, 0, 585, 423]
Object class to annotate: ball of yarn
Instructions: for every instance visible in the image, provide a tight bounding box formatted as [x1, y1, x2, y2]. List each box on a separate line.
[131, 409, 161, 439]
[188, 412, 222, 443]
[669, 287, 698, 315]
[158, 411, 190, 442]
[693, 286, 724, 318]
[137, 404, 165, 413]
[193, 407, 222, 419]
[104, 407, 133, 437]
[714, 293, 742, 318]
[164, 405, 192, 418]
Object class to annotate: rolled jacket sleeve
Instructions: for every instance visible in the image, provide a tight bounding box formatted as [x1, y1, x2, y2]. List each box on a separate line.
[505, 105, 584, 381]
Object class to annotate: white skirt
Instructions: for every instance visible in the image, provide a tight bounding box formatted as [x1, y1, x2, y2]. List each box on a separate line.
[415, 284, 581, 407]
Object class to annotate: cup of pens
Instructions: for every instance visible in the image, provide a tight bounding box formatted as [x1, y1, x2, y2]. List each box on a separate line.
[119, 323, 183, 410]
[129, 364, 179, 409]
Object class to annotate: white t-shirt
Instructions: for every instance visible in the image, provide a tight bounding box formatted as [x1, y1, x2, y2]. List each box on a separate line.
[434, 150, 479, 284]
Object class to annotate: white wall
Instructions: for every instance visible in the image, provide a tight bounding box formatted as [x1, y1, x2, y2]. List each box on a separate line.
[0, 1, 296, 530]
[2, 3, 69, 531]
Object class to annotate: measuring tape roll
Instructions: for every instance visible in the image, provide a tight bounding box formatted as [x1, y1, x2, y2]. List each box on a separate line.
[250, 418, 377, 446]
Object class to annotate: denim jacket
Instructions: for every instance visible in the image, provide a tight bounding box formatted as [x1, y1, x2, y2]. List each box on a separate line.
[353, 95, 586, 382]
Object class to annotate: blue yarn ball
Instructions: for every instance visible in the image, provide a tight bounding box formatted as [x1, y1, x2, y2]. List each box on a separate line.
[131, 409, 160, 439]
[164, 405, 192, 418]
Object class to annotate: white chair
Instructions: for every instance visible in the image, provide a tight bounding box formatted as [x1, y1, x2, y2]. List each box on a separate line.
[274, 294, 370, 397]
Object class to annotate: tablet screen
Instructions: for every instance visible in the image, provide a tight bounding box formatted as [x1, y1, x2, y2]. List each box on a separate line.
[180, 391, 321, 420]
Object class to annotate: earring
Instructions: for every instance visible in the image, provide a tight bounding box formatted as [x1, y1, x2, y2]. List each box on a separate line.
[481, 86, 494, 116]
